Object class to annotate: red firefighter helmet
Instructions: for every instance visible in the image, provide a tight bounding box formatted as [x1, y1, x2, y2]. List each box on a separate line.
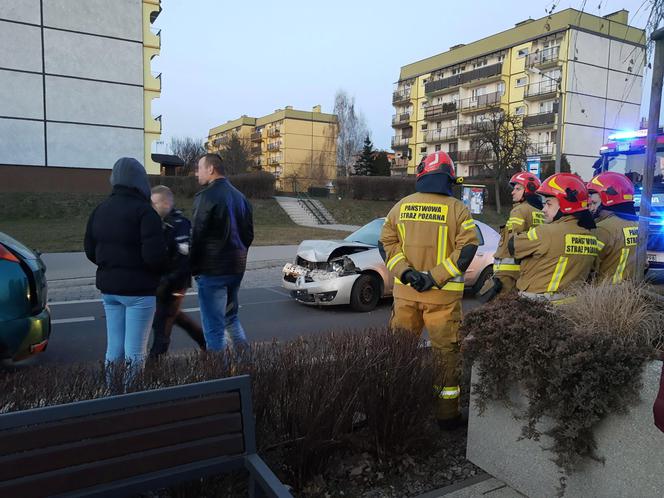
[416, 151, 457, 181]
[509, 171, 541, 194]
[588, 172, 634, 206]
[537, 173, 589, 214]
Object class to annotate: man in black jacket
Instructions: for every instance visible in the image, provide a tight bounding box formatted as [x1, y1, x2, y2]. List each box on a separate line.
[191, 153, 254, 353]
[149, 185, 206, 357]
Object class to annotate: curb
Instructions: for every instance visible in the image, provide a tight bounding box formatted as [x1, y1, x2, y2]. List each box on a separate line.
[414, 473, 490, 498]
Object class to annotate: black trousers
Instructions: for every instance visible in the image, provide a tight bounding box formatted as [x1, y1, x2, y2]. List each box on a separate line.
[150, 292, 206, 357]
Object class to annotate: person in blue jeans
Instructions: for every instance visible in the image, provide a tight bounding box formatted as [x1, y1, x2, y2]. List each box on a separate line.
[191, 153, 254, 353]
[84, 158, 167, 378]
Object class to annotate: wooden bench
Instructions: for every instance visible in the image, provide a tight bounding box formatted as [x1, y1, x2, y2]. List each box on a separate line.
[0, 375, 292, 498]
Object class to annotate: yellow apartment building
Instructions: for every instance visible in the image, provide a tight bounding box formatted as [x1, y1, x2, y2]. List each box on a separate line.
[391, 8, 646, 180]
[207, 106, 338, 190]
[143, 0, 163, 174]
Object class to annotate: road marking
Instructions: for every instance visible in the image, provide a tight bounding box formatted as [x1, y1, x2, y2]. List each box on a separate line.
[263, 287, 291, 297]
[52, 316, 95, 325]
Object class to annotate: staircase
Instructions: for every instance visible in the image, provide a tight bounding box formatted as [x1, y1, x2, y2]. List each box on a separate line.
[274, 196, 327, 227]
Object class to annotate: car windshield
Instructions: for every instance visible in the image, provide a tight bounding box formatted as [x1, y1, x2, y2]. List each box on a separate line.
[345, 218, 385, 246]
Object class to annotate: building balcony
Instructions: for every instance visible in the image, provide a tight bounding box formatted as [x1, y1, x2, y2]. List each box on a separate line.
[391, 136, 410, 149]
[251, 132, 262, 142]
[267, 142, 281, 152]
[267, 128, 281, 138]
[425, 62, 502, 96]
[523, 110, 556, 128]
[268, 156, 281, 165]
[456, 149, 495, 163]
[424, 102, 458, 121]
[424, 127, 458, 143]
[459, 91, 502, 113]
[524, 81, 558, 100]
[392, 89, 412, 104]
[458, 121, 494, 137]
[527, 142, 555, 157]
[251, 145, 262, 156]
[392, 157, 409, 171]
[392, 112, 411, 127]
[526, 46, 560, 69]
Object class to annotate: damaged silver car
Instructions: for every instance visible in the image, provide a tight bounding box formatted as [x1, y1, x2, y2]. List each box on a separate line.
[282, 218, 499, 312]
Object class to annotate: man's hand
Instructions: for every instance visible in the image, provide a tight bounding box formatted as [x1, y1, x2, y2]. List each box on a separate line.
[401, 269, 423, 288]
[412, 272, 436, 292]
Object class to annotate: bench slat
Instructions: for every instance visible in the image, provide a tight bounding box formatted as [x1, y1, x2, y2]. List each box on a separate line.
[0, 392, 240, 455]
[0, 412, 243, 481]
[0, 433, 244, 498]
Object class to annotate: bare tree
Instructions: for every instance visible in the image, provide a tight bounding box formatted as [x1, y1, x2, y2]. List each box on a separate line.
[169, 136, 205, 176]
[334, 89, 368, 177]
[474, 111, 531, 214]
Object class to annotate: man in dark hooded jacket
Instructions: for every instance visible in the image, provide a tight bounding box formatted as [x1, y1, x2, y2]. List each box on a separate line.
[379, 152, 478, 430]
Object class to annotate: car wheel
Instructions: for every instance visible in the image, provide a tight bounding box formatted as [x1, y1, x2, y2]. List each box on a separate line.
[350, 274, 381, 312]
[471, 266, 494, 296]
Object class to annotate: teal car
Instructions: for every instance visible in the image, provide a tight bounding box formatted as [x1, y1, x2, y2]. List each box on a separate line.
[0, 232, 50, 361]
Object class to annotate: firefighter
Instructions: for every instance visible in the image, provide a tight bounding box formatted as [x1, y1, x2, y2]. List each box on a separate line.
[588, 172, 641, 282]
[510, 173, 598, 301]
[379, 152, 479, 429]
[478, 172, 544, 301]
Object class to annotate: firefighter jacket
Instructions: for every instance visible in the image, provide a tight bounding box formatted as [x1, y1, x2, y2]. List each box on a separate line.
[380, 192, 479, 305]
[512, 216, 598, 294]
[594, 213, 640, 283]
[494, 201, 545, 272]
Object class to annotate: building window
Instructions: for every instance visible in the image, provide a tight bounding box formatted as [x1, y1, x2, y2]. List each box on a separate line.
[517, 48, 529, 58]
[515, 106, 525, 116]
[435, 144, 441, 151]
[497, 81, 505, 94]
[515, 77, 527, 87]
[473, 59, 488, 69]
[498, 53, 506, 62]
[420, 147, 427, 153]
[421, 123, 428, 131]
[421, 101, 427, 108]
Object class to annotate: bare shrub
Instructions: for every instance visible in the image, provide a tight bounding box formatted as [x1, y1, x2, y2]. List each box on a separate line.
[0, 328, 439, 491]
[335, 176, 415, 201]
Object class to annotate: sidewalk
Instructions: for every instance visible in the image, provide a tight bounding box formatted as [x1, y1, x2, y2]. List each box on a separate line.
[416, 475, 525, 498]
[42, 245, 299, 281]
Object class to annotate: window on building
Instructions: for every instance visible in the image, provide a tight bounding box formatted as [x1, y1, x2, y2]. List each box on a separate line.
[436, 121, 442, 130]
[472, 59, 488, 69]
[540, 101, 555, 113]
[420, 147, 428, 154]
[515, 77, 527, 87]
[435, 144, 441, 152]
[497, 81, 505, 94]
[449, 142, 458, 153]
[421, 123, 428, 131]
[515, 106, 525, 115]
[498, 53, 506, 62]
[517, 48, 529, 58]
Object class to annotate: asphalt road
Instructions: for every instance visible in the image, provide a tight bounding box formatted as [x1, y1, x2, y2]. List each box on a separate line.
[37, 288, 481, 366]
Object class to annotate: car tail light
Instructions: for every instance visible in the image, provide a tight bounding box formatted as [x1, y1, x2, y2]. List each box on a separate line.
[0, 244, 19, 262]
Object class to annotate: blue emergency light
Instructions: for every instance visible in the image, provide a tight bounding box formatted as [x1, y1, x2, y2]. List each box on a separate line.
[607, 129, 648, 140]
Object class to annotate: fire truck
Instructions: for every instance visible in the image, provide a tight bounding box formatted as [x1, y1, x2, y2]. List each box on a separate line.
[593, 129, 664, 279]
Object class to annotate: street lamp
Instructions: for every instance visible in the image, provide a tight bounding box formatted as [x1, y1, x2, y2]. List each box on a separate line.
[527, 67, 563, 173]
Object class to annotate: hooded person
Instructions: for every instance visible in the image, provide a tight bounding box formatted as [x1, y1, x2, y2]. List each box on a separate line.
[478, 172, 544, 302]
[379, 152, 479, 430]
[588, 172, 643, 283]
[508, 173, 598, 302]
[84, 157, 167, 382]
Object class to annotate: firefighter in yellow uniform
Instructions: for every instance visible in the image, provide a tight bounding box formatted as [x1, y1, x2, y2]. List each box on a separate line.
[510, 173, 598, 300]
[479, 172, 544, 301]
[588, 172, 642, 282]
[379, 152, 479, 429]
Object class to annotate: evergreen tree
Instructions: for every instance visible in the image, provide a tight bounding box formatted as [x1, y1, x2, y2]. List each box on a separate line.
[219, 135, 254, 175]
[370, 151, 392, 176]
[353, 135, 374, 176]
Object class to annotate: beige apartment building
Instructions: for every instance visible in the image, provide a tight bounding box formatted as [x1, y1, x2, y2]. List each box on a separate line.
[391, 8, 646, 180]
[207, 106, 338, 190]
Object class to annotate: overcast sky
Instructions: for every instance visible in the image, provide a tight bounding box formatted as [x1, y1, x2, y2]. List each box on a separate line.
[152, 0, 652, 152]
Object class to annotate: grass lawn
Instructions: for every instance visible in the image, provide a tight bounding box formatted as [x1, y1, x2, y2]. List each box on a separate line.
[0, 194, 350, 253]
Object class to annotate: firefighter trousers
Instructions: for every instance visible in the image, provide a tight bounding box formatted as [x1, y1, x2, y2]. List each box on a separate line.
[390, 297, 462, 421]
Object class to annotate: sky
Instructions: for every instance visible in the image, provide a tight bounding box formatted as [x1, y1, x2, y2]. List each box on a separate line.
[152, 0, 653, 153]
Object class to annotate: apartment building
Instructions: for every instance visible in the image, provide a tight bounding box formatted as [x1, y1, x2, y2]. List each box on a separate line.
[207, 106, 338, 190]
[391, 8, 646, 180]
[0, 0, 162, 191]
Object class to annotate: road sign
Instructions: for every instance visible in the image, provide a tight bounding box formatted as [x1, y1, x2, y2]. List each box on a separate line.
[526, 156, 541, 178]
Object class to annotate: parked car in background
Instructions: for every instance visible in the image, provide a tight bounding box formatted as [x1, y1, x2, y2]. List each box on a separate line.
[0, 232, 50, 361]
[282, 218, 499, 311]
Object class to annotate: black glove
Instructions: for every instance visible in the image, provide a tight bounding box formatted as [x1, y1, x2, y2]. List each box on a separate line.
[477, 277, 503, 304]
[401, 269, 423, 288]
[412, 272, 437, 292]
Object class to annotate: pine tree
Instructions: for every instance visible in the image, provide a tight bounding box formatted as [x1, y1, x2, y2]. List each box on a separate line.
[370, 151, 392, 176]
[353, 135, 374, 175]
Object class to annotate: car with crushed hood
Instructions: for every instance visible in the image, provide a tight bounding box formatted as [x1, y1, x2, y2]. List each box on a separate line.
[282, 218, 499, 311]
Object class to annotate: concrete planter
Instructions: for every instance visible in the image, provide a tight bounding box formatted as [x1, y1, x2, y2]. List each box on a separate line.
[466, 361, 664, 498]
